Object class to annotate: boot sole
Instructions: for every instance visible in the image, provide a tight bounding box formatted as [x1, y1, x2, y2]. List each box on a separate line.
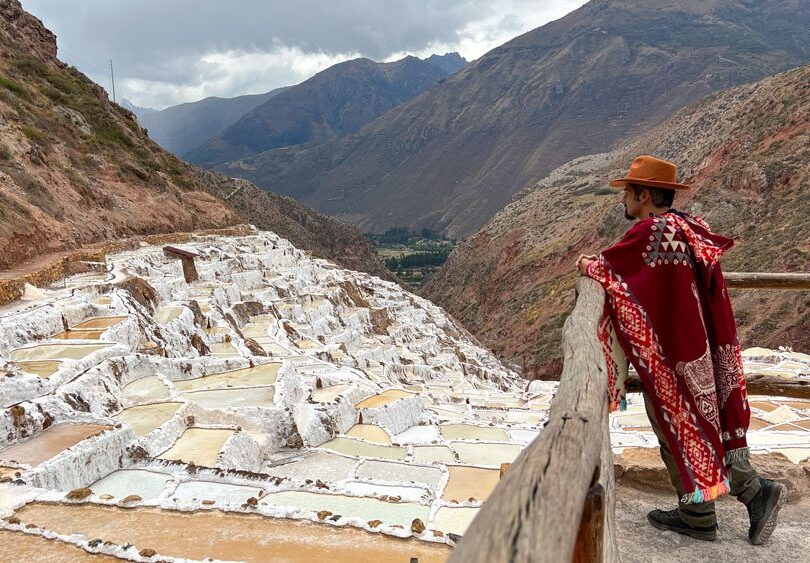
[647, 514, 717, 541]
[750, 483, 787, 546]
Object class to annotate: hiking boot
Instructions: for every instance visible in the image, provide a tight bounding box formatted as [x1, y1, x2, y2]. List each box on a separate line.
[746, 478, 787, 545]
[647, 508, 717, 541]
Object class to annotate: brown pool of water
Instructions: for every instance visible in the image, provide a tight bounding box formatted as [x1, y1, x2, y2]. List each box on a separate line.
[0, 424, 111, 466]
[157, 428, 233, 466]
[355, 389, 413, 409]
[73, 316, 128, 330]
[13, 359, 62, 378]
[10, 343, 111, 361]
[12, 503, 451, 563]
[114, 402, 182, 436]
[441, 466, 501, 502]
[0, 529, 120, 562]
[174, 363, 281, 391]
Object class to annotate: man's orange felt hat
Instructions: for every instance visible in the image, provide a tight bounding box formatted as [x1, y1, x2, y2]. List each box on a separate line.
[609, 155, 690, 191]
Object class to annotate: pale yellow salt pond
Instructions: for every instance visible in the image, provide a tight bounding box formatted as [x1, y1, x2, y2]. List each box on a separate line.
[10, 343, 111, 361]
[355, 389, 413, 409]
[318, 437, 406, 460]
[122, 376, 170, 403]
[157, 428, 234, 466]
[0, 529, 120, 562]
[181, 386, 275, 409]
[439, 424, 509, 441]
[12, 503, 450, 563]
[52, 328, 106, 340]
[451, 442, 522, 467]
[74, 316, 127, 329]
[312, 384, 351, 403]
[434, 506, 480, 536]
[174, 363, 280, 391]
[115, 402, 182, 436]
[0, 424, 111, 466]
[154, 306, 184, 324]
[261, 490, 430, 528]
[209, 341, 240, 356]
[442, 466, 501, 501]
[13, 359, 62, 378]
[345, 424, 391, 444]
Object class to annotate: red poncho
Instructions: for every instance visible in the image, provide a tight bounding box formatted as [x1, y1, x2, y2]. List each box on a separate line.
[587, 210, 749, 504]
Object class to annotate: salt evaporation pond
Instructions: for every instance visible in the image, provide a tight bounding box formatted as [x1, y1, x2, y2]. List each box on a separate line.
[0, 529, 121, 562]
[173, 363, 280, 391]
[345, 424, 391, 444]
[267, 451, 358, 482]
[154, 306, 184, 324]
[121, 376, 170, 403]
[260, 490, 430, 528]
[312, 383, 350, 403]
[0, 424, 110, 466]
[12, 503, 451, 562]
[90, 469, 173, 500]
[181, 386, 275, 409]
[439, 423, 509, 441]
[413, 445, 457, 464]
[451, 442, 522, 467]
[355, 389, 413, 409]
[13, 359, 62, 378]
[114, 402, 182, 436]
[442, 466, 500, 501]
[433, 506, 481, 536]
[171, 481, 263, 503]
[318, 437, 406, 460]
[157, 428, 234, 466]
[10, 343, 111, 361]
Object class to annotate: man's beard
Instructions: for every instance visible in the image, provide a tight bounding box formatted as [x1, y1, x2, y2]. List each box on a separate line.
[623, 203, 635, 221]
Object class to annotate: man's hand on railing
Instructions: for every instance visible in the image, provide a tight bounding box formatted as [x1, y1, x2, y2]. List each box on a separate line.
[576, 254, 597, 276]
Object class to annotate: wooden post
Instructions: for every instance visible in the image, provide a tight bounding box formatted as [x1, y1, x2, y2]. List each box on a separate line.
[724, 272, 810, 290]
[573, 481, 605, 563]
[450, 278, 616, 563]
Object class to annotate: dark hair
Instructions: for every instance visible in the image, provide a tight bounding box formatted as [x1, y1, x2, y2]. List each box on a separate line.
[629, 183, 675, 208]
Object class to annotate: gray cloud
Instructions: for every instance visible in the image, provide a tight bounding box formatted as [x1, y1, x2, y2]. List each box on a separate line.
[21, 0, 587, 109]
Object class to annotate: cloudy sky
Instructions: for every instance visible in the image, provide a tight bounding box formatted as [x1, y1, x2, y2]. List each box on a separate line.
[21, 0, 587, 110]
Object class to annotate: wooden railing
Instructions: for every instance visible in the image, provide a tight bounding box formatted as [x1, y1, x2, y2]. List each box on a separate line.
[450, 277, 616, 562]
[450, 270, 808, 562]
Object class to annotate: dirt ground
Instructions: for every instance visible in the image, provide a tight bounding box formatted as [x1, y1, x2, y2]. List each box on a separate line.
[615, 483, 810, 563]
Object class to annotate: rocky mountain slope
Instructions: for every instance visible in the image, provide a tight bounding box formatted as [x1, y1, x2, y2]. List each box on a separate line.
[139, 89, 285, 156]
[425, 64, 810, 377]
[0, 0, 388, 279]
[188, 53, 466, 167]
[217, 0, 810, 237]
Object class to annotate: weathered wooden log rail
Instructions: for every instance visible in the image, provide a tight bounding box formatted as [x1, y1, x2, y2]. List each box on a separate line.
[450, 277, 616, 562]
[450, 270, 808, 562]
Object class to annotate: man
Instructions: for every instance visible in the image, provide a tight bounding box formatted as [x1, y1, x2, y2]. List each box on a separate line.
[576, 155, 786, 544]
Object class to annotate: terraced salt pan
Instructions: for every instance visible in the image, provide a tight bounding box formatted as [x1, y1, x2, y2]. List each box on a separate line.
[355, 460, 444, 490]
[355, 389, 413, 409]
[442, 466, 501, 501]
[440, 424, 509, 441]
[412, 446, 456, 464]
[90, 469, 173, 500]
[158, 428, 234, 466]
[174, 363, 280, 391]
[181, 386, 275, 409]
[312, 384, 350, 403]
[122, 376, 170, 403]
[209, 342, 239, 356]
[52, 328, 106, 340]
[0, 529, 121, 562]
[73, 316, 128, 329]
[154, 306, 184, 324]
[260, 490, 430, 528]
[114, 402, 182, 436]
[393, 425, 440, 444]
[318, 438, 406, 460]
[172, 481, 263, 503]
[10, 343, 111, 361]
[433, 506, 480, 536]
[13, 359, 62, 378]
[0, 424, 111, 466]
[345, 424, 391, 444]
[266, 451, 359, 483]
[451, 442, 522, 467]
[12, 503, 450, 562]
[342, 481, 429, 503]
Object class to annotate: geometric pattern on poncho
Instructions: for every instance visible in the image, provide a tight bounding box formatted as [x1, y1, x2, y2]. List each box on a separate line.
[589, 258, 728, 502]
[643, 215, 692, 267]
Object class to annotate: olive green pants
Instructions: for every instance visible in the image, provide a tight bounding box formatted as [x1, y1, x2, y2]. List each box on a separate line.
[642, 391, 761, 527]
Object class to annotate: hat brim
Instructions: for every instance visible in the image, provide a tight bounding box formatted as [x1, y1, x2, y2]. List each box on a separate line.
[609, 177, 690, 191]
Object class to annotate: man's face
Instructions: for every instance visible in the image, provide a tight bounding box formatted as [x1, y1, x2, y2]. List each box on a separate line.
[622, 186, 642, 220]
